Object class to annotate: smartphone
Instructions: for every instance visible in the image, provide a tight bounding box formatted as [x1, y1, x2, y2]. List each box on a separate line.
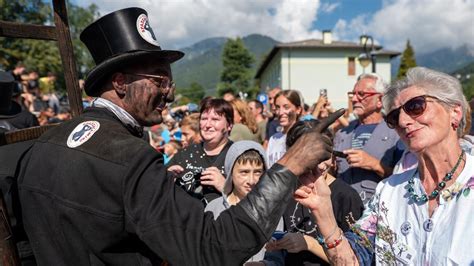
[332, 150, 347, 158]
[320, 88, 327, 97]
[271, 231, 287, 240]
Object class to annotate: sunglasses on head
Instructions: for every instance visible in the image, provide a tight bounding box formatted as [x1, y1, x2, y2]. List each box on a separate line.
[384, 95, 438, 129]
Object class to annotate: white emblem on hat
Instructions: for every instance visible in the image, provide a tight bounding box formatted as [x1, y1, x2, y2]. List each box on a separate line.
[136, 14, 160, 47]
[67, 121, 100, 148]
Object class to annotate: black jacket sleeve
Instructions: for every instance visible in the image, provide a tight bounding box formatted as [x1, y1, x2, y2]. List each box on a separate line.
[123, 148, 297, 266]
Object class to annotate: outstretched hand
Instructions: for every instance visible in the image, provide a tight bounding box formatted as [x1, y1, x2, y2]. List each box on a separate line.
[294, 169, 332, 212]
[277, 109, 345, 176]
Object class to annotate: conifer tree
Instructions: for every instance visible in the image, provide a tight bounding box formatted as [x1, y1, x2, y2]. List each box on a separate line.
[219, 38, 255, 97]
[397, 40, 417, 79]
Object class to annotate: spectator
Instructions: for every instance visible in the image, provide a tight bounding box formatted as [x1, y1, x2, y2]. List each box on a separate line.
[248, 99, 267, 143]
[48, 107, 72, 124]
[147, 124, 165, 150]
[229, 98, 259, 142]
[9, 62, 26, 82]
[39, 72, 60, 114]
[0, 71, 21, 132]
[334, 73, 404, 203]
[267, 90, 303, 166]
[163, 139, 182, 164]
[4, 8, 339, 265]
[266, 119, 363, 265]
[293, 67, 473, 265]
[205, 140, 285, 265]
[222, 88, 236, 102]
[160, 110, 181, 144]
[263, 87, 281, 149]
[180, 112, 201, 148]
[311, 94, 349, 133]
[6, 78, 39, 129]
[169, 98, 234, 204]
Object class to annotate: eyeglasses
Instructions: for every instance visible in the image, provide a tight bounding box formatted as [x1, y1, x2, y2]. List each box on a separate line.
[125, 73, 175, 91]
[384, 95, 439, 129]
[347, 91, 381, 100]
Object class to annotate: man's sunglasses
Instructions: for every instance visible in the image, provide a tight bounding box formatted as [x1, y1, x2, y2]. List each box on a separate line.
[125, 73, 175, 90]
[384, 95, 438, 129]
[347, 91, 381, 100]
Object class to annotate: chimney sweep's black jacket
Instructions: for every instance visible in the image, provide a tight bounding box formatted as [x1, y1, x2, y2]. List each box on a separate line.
[16, 107, 296, 265]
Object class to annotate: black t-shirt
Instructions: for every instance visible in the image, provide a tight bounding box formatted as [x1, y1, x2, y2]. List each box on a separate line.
[169, 141, 233, 205]
[283, 178, 364, 266]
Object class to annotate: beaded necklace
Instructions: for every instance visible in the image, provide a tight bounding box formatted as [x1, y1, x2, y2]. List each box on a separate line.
[407, 150, 465, 203]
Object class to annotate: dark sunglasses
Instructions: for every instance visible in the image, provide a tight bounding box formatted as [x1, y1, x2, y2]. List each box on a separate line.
[384, 95, 438, 129]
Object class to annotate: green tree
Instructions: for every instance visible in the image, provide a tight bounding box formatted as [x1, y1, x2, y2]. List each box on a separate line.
[67, 2, 99, 78]
[397, 40, 417, 79]
[0, 1, 98, 91]
[0, 0, 54, 68]
[176, 82, 206, 104]
[218, 37, 255, 96]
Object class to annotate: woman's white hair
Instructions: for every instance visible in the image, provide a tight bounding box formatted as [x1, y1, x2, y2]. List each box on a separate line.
[383, 67, 468, 137]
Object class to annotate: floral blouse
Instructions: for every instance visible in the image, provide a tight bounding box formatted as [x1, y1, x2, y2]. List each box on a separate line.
[345, 153, 474, 265]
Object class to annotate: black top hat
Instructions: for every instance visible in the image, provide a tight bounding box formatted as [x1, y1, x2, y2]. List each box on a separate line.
[80, 7, 184, 96]
[0, 71, 22, 119]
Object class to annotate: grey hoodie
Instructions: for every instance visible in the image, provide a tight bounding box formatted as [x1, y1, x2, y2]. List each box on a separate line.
[222, 140, 269, 196]
[205, 141, 284, 265]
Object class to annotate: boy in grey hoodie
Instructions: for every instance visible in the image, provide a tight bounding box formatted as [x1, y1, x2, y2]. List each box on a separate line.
[205, 140, 285, 265]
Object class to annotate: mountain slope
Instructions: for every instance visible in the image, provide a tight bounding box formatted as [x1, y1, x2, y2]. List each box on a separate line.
[391, 44, 474, 77]
[452, 62, 474, 99]
[172, 34, 278, 95]
[175, 35, 472, 95]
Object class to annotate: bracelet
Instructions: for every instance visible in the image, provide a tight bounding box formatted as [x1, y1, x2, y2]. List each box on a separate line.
[323, 224, 338, 242]
[326, 230, 344, 249]
[316, 228, 344, 250]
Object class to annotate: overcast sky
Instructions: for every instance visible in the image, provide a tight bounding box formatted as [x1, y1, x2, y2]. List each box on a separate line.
[75, 0, 474, 54]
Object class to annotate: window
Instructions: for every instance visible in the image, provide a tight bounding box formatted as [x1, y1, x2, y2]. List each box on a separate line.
[348, 57, 355, 76]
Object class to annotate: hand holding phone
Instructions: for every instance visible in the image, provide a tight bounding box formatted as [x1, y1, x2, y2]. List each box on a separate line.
[320, 88, 327, 98]
[332, 150, 347, 158]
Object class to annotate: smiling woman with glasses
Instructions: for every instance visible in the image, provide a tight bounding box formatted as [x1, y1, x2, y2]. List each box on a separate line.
[290, 67, 473, 265]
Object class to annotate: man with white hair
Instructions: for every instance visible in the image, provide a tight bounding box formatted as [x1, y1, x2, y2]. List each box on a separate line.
[334, 73, 404, 203]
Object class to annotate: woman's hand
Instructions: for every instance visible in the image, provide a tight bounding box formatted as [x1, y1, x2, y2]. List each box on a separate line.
[200, 166, 226, 192]
[316, 95, 328, 107]
[294, 165, 332, 213]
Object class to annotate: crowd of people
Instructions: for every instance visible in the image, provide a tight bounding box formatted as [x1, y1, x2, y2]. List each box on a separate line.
[1, 62, 74, 130]
[1, 7, 473, 266]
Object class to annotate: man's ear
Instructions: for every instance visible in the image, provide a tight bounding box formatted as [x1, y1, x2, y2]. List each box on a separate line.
[111, 73, 127, 96]
[376, 95, 383, 109]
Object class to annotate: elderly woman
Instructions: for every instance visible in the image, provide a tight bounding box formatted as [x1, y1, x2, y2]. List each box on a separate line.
[294, 67, 473, 265]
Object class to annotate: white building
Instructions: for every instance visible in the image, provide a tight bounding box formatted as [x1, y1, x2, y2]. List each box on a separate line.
[255, 31, 400, 109]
